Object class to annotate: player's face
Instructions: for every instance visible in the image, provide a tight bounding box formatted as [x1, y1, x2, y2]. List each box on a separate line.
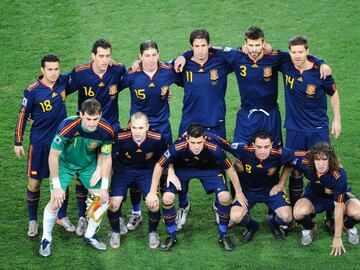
[314, 154, 329, 175]
[130, 117, 149, 144]
[187, 136, 205, 155]
[191, 38, 210, 63]
[289, 45, 309, 68]
[253, 137, 272, 161]
[80, 112, 101, 132]
[140, 48, 159, 72]
[41, 61, 60, 85]
[92, 47, 112, 73]
[245, 38, 264, 60]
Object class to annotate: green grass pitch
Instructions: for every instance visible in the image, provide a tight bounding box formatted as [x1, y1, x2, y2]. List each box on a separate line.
[0, 1, 359, 269]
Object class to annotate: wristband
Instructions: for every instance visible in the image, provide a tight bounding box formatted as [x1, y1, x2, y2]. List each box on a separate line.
[101, 177, 109, 190]
[51, 177, 61, 189]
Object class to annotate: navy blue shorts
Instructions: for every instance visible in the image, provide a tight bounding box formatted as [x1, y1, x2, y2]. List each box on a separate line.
[164, 168, 228, 195]
[26, 144, 51, 180]
[285, 129, 330, 151]
[233, 190, 290, 211]
[110, 167, 152, 197]
[302, 186, 355, 214]
[234, 107, 282, 146]
[150, 120, 172, 145]
[178, 121, 226, 139]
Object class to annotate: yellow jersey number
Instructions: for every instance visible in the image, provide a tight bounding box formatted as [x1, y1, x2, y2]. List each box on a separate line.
[134, 89, 146, 100]
[84, 86, 95, 97]
[39, 100, 52, 112]
[239, 65, 247, 77]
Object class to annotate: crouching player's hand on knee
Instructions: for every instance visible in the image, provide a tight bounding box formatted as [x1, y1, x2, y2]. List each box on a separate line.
[146, 192, 159, 210]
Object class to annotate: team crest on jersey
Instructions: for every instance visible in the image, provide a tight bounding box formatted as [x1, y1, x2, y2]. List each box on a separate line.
[109, 85, 118, 95]
[88, 141, 98, 149]
[210, 69, 219, 81]
[306, 84, 316, 98]
[161, 85, 169, 97]
[267, 167, 277, 176]
[263, 67, 272, 78]
[61, 90, 66, 102]
[145, 152, 154, 160]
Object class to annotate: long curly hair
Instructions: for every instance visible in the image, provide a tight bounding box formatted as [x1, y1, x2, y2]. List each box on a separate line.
[306, 141, 340, 173]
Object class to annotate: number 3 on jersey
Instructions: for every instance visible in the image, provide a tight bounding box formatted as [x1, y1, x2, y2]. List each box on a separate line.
[239, 65, 247, 77]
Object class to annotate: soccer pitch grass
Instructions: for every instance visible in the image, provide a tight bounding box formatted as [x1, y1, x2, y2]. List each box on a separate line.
[0, 1, 359, 269]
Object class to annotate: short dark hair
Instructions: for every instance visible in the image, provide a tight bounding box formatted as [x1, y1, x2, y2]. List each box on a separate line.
[41, 54, 60, 68]
[245, 26, 264, 41]
[189, 29, 210, 45]
[307, 141, 340, 173]
[92, 39, 112, 55]
[187, 124, 205, 138]
[140, 40, 159, 55]
[252, 130, 273, 143]
[80, 98, 102, 115]
[288, 36, 308, 50]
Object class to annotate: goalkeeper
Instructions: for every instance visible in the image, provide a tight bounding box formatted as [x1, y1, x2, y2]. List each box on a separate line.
[39, 99, 114, 257]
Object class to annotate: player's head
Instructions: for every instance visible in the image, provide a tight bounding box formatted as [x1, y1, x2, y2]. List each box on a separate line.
[91, 39, 112, 73]
[40, 54, 60, 85]
[186, 124, 206, 155]
[189, 29, 210, 63]
[130, 112, 149, 144]
[244, 26, 265, 60]
[288, 36, 309, 68]
[307, 141, 340, 174]
[252, 130, 273, 161]
[80, 98, 102, 132]
[139, 40, 160, 72]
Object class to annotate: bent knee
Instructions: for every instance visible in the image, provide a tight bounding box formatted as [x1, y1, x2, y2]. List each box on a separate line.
[230, 206, 247, 223]
[162, 192, 175, 205]
[217, 191, 231, 204]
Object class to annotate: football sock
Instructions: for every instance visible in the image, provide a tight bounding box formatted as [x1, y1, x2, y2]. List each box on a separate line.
[289, 176, 303, 207]
[84, 218, 100, 238]
[148, 209, 161, 232]
[344, 216, 359, 229]
[27, 186, 40, 221]
[107, 209, 120, 233]
[75, 179, 88, 218]
[268, 215, 288, 229]
[178, 192, 189, 209]
[130, 185, 142, 215]
[162, 202, 176, 237]
[296, 215, 314, 230]
[42, 206, 58, 242]
[57, 187, 69, 219]
[217, 200, 231, 237]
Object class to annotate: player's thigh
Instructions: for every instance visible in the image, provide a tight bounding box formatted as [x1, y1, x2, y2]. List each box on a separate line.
[110, 169, 133, 198]
[293, 197, 315, 219]
[230, 201, 248, 222]
[345, 198, 360, 219]
[26, 144, 51, 180]
[268, 192, 292, 221]
[109, 196, 124, 211]
[78, 164, 98, 189]
[199, 171, 228, 195]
